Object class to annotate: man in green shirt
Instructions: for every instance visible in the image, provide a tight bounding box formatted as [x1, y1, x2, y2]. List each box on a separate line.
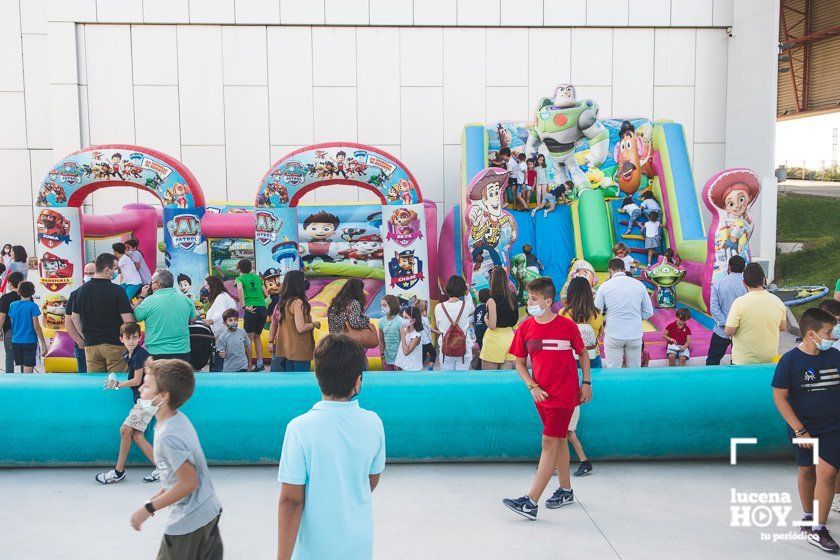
[134, 269, 197, 361]
[234, 259, 268, 371]
[834, 278, 840, 302]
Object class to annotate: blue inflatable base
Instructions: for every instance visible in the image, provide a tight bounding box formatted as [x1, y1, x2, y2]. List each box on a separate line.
[0, 366, 788, 466]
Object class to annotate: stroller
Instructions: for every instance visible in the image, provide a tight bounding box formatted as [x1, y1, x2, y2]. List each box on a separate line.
[188, 323, 215, 371]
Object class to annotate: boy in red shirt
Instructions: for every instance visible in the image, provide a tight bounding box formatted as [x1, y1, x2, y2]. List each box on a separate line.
[664, 308, 692, 366]
[503, 277, 592, 520]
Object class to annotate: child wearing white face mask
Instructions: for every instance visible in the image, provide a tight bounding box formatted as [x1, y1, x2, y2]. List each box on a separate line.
[217, 308, 251, 372]
[817, 300, 840, 351]
[394, 306, 424, 371]
[377, 295, 402, 371]
[95, 321, 158, 485]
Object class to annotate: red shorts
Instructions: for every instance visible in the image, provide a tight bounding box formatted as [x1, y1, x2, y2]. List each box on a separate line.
[536, 406, 575, 439]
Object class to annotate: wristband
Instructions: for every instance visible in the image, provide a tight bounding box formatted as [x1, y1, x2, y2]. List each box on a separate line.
[581, 381, 591, 385]
[144, 501, 156, 515]
[528, 383, 539, 390]
[795, 427, 807, 436]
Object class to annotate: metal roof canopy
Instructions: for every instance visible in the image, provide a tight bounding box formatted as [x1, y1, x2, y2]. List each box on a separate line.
[778, 0, 840, 120]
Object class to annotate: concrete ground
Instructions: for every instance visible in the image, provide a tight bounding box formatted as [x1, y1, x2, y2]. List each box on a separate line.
[779, 179, 840, 198]
[0, 460, 829, 559]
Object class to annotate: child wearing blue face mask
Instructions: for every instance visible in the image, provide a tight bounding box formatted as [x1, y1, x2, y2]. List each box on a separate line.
[95, 322, 157, 485]
[818, 300, 840, 351]
[772, 307, 840, 553]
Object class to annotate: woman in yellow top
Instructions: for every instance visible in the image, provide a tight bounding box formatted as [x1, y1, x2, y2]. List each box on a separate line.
[561, 276, 604, 369]
[480, 267, 519, 370]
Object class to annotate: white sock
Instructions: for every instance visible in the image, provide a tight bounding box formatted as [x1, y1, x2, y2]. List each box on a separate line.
[803, 512, 813, 518]
[562, 487, 572, 492]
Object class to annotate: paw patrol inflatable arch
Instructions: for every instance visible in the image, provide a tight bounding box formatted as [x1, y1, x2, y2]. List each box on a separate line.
[35, 145, 208, 309]
[253, 143, 438, 307]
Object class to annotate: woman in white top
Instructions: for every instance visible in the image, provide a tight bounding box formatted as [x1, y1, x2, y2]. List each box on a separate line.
[202, 275, 238, 371]
[434, 275, 475, 370]
[394, 306, 424, 371]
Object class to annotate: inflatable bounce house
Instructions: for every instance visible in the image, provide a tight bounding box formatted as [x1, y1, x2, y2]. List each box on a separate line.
[437, 84, 762, 364]
[35, 143, 437, 371]
[5, 83, 792, 466]
[33, 84, 761, 369]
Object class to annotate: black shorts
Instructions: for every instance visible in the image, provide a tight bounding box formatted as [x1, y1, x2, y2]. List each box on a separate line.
[793, 429, 840, 468]
[13, 342, 37, 367]
[151, 352, 191, 363]
[243, 307, 268, 334]
[422, 342, 436, 364]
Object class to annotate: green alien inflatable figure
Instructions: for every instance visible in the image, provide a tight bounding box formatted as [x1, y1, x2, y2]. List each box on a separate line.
[643, 259, 687, 309]
[510, 253, 542, 305]
[525, 84, 610, 193]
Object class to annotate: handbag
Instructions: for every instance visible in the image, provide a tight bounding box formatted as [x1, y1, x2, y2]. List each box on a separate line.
[343, 304, 379, 348]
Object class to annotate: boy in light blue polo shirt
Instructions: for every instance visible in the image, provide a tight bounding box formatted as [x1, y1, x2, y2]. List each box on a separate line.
[277, 334, 386, 560]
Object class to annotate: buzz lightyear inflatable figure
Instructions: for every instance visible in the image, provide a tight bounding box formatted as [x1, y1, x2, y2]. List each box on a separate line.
[525, 84, 609, 192]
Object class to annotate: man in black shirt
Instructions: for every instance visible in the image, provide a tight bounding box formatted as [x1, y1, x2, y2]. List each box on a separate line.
[70, 253, 134, 373]
[0, 271, 24, 372]
[64, 262, 96, 373]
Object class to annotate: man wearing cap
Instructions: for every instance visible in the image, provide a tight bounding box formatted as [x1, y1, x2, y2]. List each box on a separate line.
[468, 168, 516, 272]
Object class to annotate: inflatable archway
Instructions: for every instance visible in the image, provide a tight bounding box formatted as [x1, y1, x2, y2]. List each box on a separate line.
[252, 143, 434, 304]
[35, 145, 207, 301]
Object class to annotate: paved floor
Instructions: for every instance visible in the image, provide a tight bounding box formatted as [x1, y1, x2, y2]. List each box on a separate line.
[0, 460, 827, 559]
[779, 179, 840, 198]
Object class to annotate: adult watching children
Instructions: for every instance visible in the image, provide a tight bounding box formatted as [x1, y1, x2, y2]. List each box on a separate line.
[594, 258, 653, 368]
[71, 253, 134, 373]
[480, 266, 519, 370]
[134, 269, 197, 362]
[724, 262, 786, 365]
[706, 255, 747, 365]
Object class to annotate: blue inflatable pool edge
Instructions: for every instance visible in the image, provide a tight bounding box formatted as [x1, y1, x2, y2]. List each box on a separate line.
[0, 366, 788, 466]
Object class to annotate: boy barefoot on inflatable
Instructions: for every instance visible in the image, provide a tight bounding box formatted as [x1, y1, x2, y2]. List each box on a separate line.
[503, 277, 592, 520]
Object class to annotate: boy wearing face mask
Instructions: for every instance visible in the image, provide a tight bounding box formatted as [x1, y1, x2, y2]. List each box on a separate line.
[216, 308, 251, 372]
[95, 322, 158, 484]
[772, 307, 840, 553]
[129, 359, 223, 558]
[817, 300, 840, 351]
[277, 335, 385, 560]
[503, 277, 592, 521]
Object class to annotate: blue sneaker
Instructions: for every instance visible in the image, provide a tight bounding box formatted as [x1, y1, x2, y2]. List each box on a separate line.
[545, 487, 574, 509]
[502, 495, 538, 521]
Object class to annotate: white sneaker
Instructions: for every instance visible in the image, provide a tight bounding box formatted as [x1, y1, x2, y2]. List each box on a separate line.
[543, 210, 549, 218]
[95, 469, 126, 484]
[832, 497, 840, 513]
[143, 469, 160, 483]
[530, 209, 537, 217]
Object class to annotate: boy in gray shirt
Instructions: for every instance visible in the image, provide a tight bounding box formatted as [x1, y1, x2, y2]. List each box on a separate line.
[217, 308, 251, 372]
[130, 358, 223, 559]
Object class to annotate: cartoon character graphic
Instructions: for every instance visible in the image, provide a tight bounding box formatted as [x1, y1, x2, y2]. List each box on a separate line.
[643, 258, 686, 309]
[39, 252, 74, 292]
[262, 268, 282, 299]
[388, 250, 425, 290]
[36, 181, 68, 207]
[334, 151, 348, 179]
[395, 179, 416, 205]
[122, 160, 143, 179]
[36, 209, 72, 248]
[172, 183, 191, 208]
[266, 182, 289, 205]
[301, 211, 340, 264]
[467, 168, 517, 273]
[110, 153, 125, 180]
[703, 168, 761, 287]
[177, 273, 194, 298]
[339, 233, 384, 266]
[41, 294, 68, 330]
[386, 207, 422, 247]
[525, 84, 609, 192]
[613, 121, 653, 195]
[510, 253, 542, 304]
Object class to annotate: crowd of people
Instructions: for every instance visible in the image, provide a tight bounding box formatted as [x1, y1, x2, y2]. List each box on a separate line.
[2, 237, 840, 556]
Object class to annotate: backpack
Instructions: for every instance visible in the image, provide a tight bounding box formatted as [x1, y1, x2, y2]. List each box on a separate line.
[575, 314, 598, 360]
[440, 301, 467, 361]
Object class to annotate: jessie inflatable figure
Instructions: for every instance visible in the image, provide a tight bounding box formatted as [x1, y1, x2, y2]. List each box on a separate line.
[702, 168, 761, 289]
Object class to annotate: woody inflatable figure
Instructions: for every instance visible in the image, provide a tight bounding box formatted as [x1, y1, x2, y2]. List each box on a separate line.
[467, 168, 517, 272]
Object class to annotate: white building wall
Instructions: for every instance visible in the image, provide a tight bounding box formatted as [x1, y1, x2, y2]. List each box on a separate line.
[0, 0, 780, 274]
